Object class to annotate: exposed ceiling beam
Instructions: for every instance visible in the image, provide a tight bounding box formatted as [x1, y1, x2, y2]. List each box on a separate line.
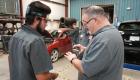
[41, 0, 67, 6]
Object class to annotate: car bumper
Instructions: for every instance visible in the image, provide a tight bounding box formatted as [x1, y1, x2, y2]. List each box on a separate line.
[125, 46, 140, 52]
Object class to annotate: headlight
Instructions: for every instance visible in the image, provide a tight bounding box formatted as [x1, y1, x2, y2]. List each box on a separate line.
[119, 31, 124, 35]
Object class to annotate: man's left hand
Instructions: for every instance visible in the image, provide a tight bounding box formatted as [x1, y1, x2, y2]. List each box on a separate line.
[64, 52, 77, 62]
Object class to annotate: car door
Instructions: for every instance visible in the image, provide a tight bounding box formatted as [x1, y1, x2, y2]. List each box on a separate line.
[64, 32, 72, 52]
[57, 32, 68, 53]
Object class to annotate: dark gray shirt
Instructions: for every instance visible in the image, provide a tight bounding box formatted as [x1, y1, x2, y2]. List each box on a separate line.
[80, 25, 124, 80]
[9, 24, 52, 80]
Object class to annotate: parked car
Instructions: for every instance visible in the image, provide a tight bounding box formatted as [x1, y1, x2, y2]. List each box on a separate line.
[42, 28, 73, 62]
[118, 20, 140, 65]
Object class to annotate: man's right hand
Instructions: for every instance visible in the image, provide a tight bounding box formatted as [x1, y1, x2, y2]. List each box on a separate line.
[73, 44, 86, 54]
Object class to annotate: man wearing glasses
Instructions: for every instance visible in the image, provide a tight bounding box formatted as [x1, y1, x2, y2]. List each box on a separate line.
[65, 6, 124, 80]
[8, 1, 58, 80]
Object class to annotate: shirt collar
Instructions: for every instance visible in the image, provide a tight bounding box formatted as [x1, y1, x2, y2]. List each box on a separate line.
[92, 25, 114, 37]
[22, 24, 42, 37]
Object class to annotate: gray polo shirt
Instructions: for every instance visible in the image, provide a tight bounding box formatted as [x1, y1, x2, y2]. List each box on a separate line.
[9, 24, 53, 80]
[80, 25, 124, 80]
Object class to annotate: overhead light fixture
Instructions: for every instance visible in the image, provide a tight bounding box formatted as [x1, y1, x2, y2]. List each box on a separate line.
[126, 7, 131, 11]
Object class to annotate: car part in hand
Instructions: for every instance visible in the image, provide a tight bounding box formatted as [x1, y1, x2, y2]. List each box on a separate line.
[71, 47, 80, 56]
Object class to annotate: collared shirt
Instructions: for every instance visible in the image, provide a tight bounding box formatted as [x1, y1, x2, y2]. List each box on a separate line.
[9, 24, 52, 80]
[80, 25, 124, 80]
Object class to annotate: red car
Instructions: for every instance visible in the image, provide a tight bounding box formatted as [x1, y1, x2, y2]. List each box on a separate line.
[42, 28, 73, 62]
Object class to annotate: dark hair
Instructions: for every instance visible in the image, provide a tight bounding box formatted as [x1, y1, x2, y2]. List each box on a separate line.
[60, 17, 65, 23]
[25, 14, 38, 25]
[65, 18, 77, 28]
[25, 1, 51, 24]
[59, 17, 66, 28]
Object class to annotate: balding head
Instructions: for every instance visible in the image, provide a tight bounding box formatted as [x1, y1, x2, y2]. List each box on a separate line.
[84, 6, 106, 18]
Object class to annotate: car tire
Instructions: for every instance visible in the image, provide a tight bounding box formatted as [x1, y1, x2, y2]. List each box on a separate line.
[51, 49, 59, 62]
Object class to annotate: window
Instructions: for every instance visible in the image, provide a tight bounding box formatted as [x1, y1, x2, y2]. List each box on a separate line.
[119, 22, 140, 30]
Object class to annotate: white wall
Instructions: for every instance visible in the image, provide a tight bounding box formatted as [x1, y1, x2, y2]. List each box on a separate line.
[41, 1, 65, 20]
[22, 0, 65, 20]
[68, 0, 70, 17]
[50, 0, 65, 4]
[22, 0, 34, 18]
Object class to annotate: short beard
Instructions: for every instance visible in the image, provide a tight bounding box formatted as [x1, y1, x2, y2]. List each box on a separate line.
[36, 21, 44, 34]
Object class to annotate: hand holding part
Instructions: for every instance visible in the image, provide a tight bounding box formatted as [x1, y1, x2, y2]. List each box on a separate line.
[73, 44, 86, 53]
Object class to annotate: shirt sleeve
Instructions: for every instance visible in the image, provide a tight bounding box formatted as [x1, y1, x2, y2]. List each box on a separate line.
[29, 39, 53, 74]
[82, 40, 112, 77]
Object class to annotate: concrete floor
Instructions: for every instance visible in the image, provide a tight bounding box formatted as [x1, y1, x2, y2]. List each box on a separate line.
[0, 54, 78, 80]
[1, 53, 140, 80]
[0, 54, 9, 80]
[52, 57, 78, 80]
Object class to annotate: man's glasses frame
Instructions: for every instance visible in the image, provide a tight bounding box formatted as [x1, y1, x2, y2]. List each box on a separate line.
[82, 18, 95, 26]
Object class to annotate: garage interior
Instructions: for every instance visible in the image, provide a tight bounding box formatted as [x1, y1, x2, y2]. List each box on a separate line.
[0, 0, 140, 80]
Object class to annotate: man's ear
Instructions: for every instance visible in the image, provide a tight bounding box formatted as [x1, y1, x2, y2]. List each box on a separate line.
[36, 16, 41, 21]
[94, 18, 97, 22]
[33, 17, 40, 26]
[91, 19, 96, 25]
[34, 17, 41, 23]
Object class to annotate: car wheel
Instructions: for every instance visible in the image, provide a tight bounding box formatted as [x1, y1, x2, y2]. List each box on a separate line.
[51, 49, 59, 62]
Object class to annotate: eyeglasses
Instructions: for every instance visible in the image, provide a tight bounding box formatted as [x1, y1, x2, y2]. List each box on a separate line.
[82, 18, 95, 26]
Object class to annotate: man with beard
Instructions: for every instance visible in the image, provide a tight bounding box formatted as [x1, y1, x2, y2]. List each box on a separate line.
[8, 1, 58, 80]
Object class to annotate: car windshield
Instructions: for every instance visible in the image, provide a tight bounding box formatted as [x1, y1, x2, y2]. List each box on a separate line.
[119, 22, 140, 31]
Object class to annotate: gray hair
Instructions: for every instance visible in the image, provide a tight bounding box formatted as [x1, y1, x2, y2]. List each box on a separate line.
[84, 6, 106, 19]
